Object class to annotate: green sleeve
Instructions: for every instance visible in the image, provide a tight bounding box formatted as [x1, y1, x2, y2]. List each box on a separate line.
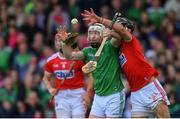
[108, 40, 120, 54]
[82, 48, 87, 62]
[82, 47, 95, 62]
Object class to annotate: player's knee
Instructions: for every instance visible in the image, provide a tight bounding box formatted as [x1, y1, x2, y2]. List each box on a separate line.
[154, 100, 170, 118]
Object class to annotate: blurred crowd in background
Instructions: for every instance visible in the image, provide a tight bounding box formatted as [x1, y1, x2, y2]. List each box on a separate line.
[0, 0, 180, 118]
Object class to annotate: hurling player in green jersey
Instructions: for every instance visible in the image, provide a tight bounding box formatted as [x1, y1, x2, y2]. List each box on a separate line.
[56, 9, 133, 117]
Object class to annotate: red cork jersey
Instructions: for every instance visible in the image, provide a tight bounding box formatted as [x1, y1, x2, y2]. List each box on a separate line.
[119, 35, 159, 91]
[44, 52, 84, 90]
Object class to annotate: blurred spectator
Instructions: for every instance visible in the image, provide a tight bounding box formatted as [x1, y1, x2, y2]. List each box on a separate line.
[8, 0, 26, 27]
[169, 92, 180, 117]
[68, 0, 80, 18]
[0, 36, 12, 73]
[0, 100, 15, 118]
[127, 0, 143, 21]
[15, 101, 29, 118]
[0, 5, 9, 39]
[25, 90, 44, 117]
[47, 5, 70, 39]
[99, 5, 111, 19]
[16, 32, 28, 44]
[23, 74, 35, 94]
[26, 55, 38, 75]
[38, 45, 54, 74]
[9, 69, 26, 101]
[77, 0, 101, 14]
[0, 77, 18, 104]
[31, 32, 44, 58]
[24, 0, 36, 15]
[166, 64, 176, 83]
[165, 0, 180, 21]
[156, 66, 166, 84]
[137, 11, 155, 49]
[173, 35, 180, 51]
[110, 0, 124, 18]
[35, 0, 47, 32]
[160, 16, 175, 48]
[20, 13, 42, 43]
[165, 49, 174, 64]
[8, 17, 19, 49]
[12, 41, 32, 81]
[147, 0, 165, 28]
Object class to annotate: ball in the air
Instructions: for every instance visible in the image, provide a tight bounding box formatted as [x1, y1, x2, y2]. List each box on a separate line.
[71, 18, 78, 24]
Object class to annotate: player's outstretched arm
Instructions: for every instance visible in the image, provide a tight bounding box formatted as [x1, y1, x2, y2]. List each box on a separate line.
[61, 42, 84, 60]
[42, 71, 57, 96]
[55, 26, 84, 60]
[103, 28, 122, 47]
[81, 8, 131, 41]
[82, 74, 94, 108]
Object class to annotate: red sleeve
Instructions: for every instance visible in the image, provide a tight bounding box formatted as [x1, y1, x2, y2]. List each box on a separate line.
[44, 61, 53, 73]
[78, 61, 85, 68]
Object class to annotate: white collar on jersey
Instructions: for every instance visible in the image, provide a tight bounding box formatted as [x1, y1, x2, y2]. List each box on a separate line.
[58, 52, 66, 60]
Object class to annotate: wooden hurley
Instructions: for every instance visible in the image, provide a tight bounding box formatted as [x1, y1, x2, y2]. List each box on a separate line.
[94, 37, 108, 60]
[49, 61, 75, 103]
[82, 37, 108, 74]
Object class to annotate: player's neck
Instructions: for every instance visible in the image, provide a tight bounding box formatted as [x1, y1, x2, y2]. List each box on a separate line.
[59, 51, 65, 58]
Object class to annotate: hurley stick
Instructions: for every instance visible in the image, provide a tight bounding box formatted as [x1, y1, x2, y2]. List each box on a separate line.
[49, 61, 75, 103]
[93, 37, 108, 61]
[94, 12, 121, 60]
[82, 13, 121, 74]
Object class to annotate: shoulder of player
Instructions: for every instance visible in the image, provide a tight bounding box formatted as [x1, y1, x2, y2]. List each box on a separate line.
[131, 35, 139, 43]
[46, 52, 59, 63]
[122, 35, 136, 43]
[83, 46, 93, 50]
[82, 46, 94, 53]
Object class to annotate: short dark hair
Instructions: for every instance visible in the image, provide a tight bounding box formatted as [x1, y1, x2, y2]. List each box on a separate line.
[115, 17, 135, 33]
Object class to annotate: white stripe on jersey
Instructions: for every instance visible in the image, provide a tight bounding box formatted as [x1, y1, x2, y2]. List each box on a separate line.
[47, 52, 66, 62]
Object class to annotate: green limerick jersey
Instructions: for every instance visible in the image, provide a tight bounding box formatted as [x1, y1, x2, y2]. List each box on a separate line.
[82, 40, 124, 96]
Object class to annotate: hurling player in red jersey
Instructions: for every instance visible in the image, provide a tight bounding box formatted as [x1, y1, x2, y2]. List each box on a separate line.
[110, 17, 170, 117]
[78, 9, 170, 117]
[85, 11, 171, 117]
[42, 28, 86, 118]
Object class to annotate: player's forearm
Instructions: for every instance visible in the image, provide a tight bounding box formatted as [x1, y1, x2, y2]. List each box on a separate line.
[86, 74, 94, 95]
[98, 17, 131, 40]
[110, 30, 121, 39]
[83, 75, 94, 107]
[43, 77, 53, 91]
[62, 43, 74, 59]
[62, 42, 84, 60]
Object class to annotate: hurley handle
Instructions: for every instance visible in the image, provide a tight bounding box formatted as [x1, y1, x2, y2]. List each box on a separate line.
[94, 12, 121, 60]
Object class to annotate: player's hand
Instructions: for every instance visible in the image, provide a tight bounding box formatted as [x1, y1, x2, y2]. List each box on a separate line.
[103, 28, 111, 37]
[55, 26, 79, 46]
[55, 26, 68, 42]
[82, 92, 92, 108]
[82, 61, 97, 74]
[48, 87, 57, 96]
[81, 8, 100, 25]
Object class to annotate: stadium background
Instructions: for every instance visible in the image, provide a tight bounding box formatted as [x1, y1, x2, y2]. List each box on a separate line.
[0, 0, 180, 117]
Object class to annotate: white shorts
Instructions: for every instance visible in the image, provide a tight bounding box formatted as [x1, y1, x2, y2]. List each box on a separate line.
[131, 79, 170, 117]
[90, 89, 125, 117]
[54, 88, 86, 118]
